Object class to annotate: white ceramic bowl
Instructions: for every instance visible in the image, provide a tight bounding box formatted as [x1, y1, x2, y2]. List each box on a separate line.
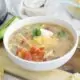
[19, 0, 47, 18]
[3, 16, 79, 71]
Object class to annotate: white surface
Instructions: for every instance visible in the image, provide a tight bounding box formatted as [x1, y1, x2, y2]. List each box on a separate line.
[5, 0, 21, 16]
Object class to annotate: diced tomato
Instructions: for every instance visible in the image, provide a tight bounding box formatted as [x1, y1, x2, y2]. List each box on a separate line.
[38, 52, 44, 58]
[30, 46, 38, 53]
[29, 46, 45, 61]
[16, 46, 45, 61]
[35, 51, 44, 59]
[24, 52, 32, 60]
[36, 48, 44, 55]
[16, 48, 27, 58]
[30, 46, 44, 53]
[31, 51, 44, 61]
[36, 49, 44, 54]
[39, 47, 44, 51]
[17, 52, 23, 58]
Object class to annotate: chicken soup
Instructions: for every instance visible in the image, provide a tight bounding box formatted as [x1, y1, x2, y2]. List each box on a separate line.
[8, 23, 74, 62]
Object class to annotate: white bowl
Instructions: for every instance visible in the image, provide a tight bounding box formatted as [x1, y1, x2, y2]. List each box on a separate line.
[3, 16, 79, 71]
[18, 0, 47, 18]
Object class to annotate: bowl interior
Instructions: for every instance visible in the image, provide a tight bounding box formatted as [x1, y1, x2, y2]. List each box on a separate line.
[3, 16, 78, 64]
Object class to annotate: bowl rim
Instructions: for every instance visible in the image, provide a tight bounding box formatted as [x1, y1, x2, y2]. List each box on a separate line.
[3, 16, 79, 64]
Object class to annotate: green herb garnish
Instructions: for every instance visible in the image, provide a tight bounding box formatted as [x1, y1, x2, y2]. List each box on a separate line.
[57, 30, 66, 38]
[32, 28, 41, 37]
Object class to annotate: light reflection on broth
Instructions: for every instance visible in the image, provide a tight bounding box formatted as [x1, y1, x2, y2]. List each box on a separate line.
[8, 23, 74, 62]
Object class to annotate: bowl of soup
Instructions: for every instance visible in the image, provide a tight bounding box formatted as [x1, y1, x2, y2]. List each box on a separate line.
[3, 16, 78, 71]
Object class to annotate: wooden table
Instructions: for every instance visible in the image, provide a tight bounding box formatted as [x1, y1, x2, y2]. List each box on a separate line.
[62, 48, 80, 73]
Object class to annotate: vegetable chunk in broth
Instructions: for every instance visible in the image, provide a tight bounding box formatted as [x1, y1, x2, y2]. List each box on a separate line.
[8, 23, 74, 62]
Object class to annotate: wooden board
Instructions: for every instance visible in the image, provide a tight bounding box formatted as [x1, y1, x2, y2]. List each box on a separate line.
[0, 41, 73, 80]
[62, 49, 80, 73]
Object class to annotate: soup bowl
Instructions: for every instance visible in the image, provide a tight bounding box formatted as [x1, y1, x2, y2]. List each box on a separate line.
[3, 16, 79, 71]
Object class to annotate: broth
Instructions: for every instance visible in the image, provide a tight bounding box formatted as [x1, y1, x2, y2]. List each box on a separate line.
[8, 23, 74, 62]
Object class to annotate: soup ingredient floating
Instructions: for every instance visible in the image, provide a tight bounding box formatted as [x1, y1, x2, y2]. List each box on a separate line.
[9, 23, 74, 62]
[32, 28, 53, 37]
[16, 46, 44, 61]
